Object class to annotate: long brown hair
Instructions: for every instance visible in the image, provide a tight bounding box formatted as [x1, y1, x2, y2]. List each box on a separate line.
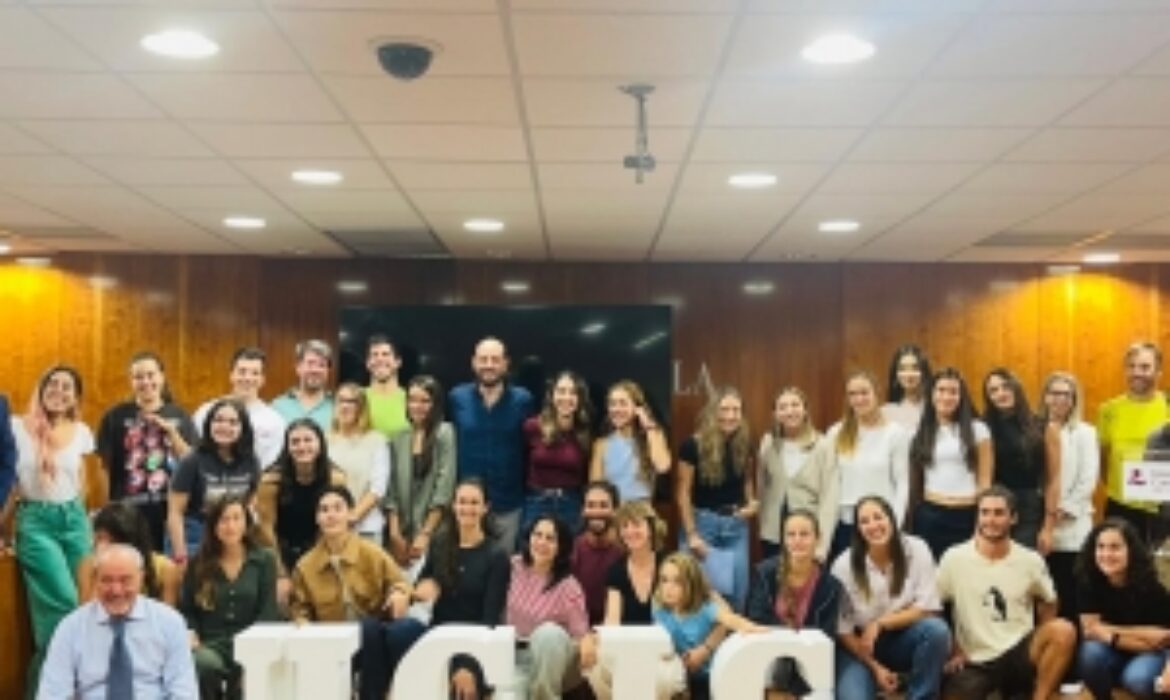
[538, 370, 593, 451]
[23, 365, 83, 485]
[191, 495, 259, 610]
[848, 496, 908, 601]
[695, 386, 751, 486]
[604, 380, 657, 487]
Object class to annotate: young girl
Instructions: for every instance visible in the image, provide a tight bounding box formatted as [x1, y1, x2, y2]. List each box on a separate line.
[653, 552, 765, 700]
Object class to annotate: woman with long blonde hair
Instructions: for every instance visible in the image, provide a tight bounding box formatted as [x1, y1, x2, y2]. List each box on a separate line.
[757, 387, 821, 559]
[589, 380, 671, 504]
[326, 382, 390, 545]
[675, 386, 756, 611]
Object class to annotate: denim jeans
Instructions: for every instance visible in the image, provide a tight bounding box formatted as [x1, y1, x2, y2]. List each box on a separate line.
[1079, 639, 1167, 700]
[680, 508, 749, 611]
[912, 501, 976, 562]
[359, 616, 427, 700]
[835, 616, 951, 700]
[521, 489, 583, 536]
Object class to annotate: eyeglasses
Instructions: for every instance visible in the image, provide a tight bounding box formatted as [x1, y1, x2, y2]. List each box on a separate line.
[1046, 390, 1073, 398]
[337, 397, 361, 405]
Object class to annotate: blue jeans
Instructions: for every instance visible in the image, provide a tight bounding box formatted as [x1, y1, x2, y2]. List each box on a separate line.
[836, 617, 951, 700]
[912, 501, 976, 562]
[521, 489, 582, 536]
[359, 616, 426, 700]
[680, 508, 749, 611]
[1079, 639, 1167, 699]
[165, 515, 204, 557]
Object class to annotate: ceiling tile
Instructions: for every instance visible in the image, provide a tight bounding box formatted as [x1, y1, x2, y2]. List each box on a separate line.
[531, 128, 691, 163]
[411, 190, 537, 215]
[677, 162, 828, 193]
[818, 162, 982, 195]
[748, 0, 984, 10]
[0, 7, 101, 70]
[1005, 128, 1170, 162]
[514, 0, 736, 10]
[232, 159, 395, 189]
[83, 157, 247, 186]
[1060, 79, 1170, 127]
[38, 8, 304, 72]
[19, 120, 215, 157]
[268, 0, 494, 9]
[524, 79, 707, 127]
[542, 190, 669, 217]
[271, 189, 413, 215]
[0, 156, 108, 186]
[272, 10, 509, 76]
[325, 76, 517, 123]
[1011, 193, 1170, 231]
[187, 123, 372, 158]
[885, 79, 1105, 126]
[127, 74, 343, 122]
[786, 192, 938, 220]
[133, 185, 287, 211]
[362, 125, 526, 161]
[0, 124, 55, 155]
[0, 74, 162, 119]
[708, 80, 906, 127]
[960, 163, 1132, 194]
[0, 192, 78, 227]
[923, 192, 1067, 220]
[1130, 215, 1170, 233]
[513, 13, 733, 77]
[1081, 164, 1170, 194]
[389, 162, 532, 189]
[538, 163, 679, 190]
[850, 127, 1032, 162]
[692, 128, 861, 162]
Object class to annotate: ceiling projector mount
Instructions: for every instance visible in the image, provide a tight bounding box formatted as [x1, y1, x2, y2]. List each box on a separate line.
[619, 83, 656, 184]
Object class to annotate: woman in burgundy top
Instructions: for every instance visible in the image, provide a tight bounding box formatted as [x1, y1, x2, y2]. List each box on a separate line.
[521, 371, 594, 535]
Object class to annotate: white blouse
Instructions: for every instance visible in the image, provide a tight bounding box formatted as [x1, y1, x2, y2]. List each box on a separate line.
[12, 418, 94, 503]
[1051, 421, 1100, 552]
[923, 420, 990, 499]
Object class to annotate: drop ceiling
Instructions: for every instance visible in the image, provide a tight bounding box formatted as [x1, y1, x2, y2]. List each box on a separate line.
[2, 0, 1170, 262]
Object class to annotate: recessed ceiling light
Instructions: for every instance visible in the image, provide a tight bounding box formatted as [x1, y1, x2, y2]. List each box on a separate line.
[1083, 252, 1120, 264]
[140, 29, 220, 60]
[819, 220, 861, 234]
[291, 169, 343, 186]
[464, 218, 505, 233]
[223, 216, 266, 230]
[742, 280, 775, 295]
[801, 33, 875, 65]
[500, 279, 529, 294]
[728, 172, 777, 189]
[336, 280, 368, 294]
[16, 256, 51, 267]
[1047, 264, 1081, 275]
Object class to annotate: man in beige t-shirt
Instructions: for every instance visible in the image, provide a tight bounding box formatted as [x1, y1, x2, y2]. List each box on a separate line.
[937, 485, 1076, 700]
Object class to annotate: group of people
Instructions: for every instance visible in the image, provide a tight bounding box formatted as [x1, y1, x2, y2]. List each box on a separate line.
[3, 334, 1170, 700]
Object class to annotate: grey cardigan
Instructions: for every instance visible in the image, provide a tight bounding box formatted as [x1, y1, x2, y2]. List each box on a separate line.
[383, 422, 457, 538]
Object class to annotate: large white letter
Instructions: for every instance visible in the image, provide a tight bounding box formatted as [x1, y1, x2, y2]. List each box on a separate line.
[597, 626, 674, 700]
[392, 625, 516, 700]
[709, 630, 834, 700]
[235, 623, 361, 700]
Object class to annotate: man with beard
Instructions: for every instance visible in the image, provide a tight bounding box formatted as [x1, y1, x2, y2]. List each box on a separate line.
[1099, 341, 1169, 543]
[449, 337, 534, 551]
[192, 347, 286, 470]
[571, 481, 623, 624]
[271, 339, 335, 430]
[365, 335, 408, 438]
[937, 486, 1075, 700]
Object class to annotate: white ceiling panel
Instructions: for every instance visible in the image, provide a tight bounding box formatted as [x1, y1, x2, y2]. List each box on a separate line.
[885, 79, 1106, 127]
[692, 128, 861, 163]
[133, 185, 287, 210]
[923, 192, 1068, 220]
[1096, 164, 1170, 194]
[1129, 215, 1170, 233]
[233, 159, 396, 189]
[325, 76, 517, 124]
[297, 209, 426, 231]
[6, 185, 203, 229]
[664, 192, 802, 230]
[411, 189, 536, 214]
[514, 0, 737, 10]
[512, 13, 732, 77]
[127, 74, 343, 122]
[0, 193, 78, 227]
[39, 8, 303, 72]
[538, 163, 679, 190]
[677, 163, 828, 194]
[362, 125, 526, 161]
[727, 13, 966, 79]
[1011, 193, 1170, 232]
[272, 11, 509, 77]
[26, 0, 258, 8]
[19, 120, 215, 157]
[83, 157, 247, 186]
[1005, 128, 1170, 163]
[748, 0, 984, 10]
[984, 0, 1170, 13]
[960, 163, 1132, 195]
[267, 0, 495, 9]
[0, 7, 102, 70]
[930, 15, 1170, 77]
[531, 128, 691, 163]
[819, 162, 981, 195]
[390, 162, 532, 189]
[187, 123, 372, 158]
[946, 246, 1065, 263]
[786, 192, 938, 220]
[652, 241, 750, 262]
[541, 190, 668, 217]
[708, 80, 906, 127]
[850, 128, 1032, 162]
[272, 188, 413, 215]
[523, 79, 707, 127]
[1060, 79, 1170, 127]
[0, 74, 162, 119]
[0, 124, 55, 155]
[0, 156, 108, 186]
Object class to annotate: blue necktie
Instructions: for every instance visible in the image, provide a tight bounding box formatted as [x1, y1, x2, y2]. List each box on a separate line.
[108, 616, 134, 700]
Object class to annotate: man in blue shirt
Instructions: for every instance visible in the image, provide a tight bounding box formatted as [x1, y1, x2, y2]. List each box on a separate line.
[38, 543, 197, 700]
[270, 339, 335, 430]
[448, 337, 534, 552]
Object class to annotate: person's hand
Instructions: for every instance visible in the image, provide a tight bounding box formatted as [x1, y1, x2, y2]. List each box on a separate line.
[579, 634, 598, 670]
[943, 648, 967, 674]
[450, 668, 479, 700]
[188, 631, 200, 649]
[860, 621, 881, 656]
[141, 413, 179, 439]
[682, 645, 710, 673]
[388, 534, 410, 566]
[276, 577, 292, 607]
[1156, 664, 1170, 694]
[736, 502, 759, 520]
[634, 406, 656, 430]
[1037, 527, 1053, 556]
[410, 532, 430, 560]
[687, 533, 709, 560]
[385, 589, 410, 619]
[413, 579, 439, 603]
[870, 662, 898, 692]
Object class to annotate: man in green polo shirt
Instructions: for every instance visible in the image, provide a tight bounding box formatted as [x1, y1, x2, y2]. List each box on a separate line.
[1098, 340, 1169, 543]
[366, 334, 408, 437]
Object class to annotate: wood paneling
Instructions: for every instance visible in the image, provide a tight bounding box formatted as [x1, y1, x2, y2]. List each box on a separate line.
[4, 253, 1170, 697]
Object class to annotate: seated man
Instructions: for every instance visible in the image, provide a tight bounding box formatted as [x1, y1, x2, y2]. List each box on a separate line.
[938, 485, 1076, 700]
[38, 543, 197, 700]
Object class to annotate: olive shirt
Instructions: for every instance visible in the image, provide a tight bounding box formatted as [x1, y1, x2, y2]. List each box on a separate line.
[289, 534, 411, 622]
[179, 547, 283, 658]
[383, 423, 457, 540]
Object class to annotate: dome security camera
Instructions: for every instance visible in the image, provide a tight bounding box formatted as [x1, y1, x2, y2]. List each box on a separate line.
[374, 39, 440, 81]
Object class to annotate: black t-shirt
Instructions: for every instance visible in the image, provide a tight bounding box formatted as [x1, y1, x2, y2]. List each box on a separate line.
[1078, 575, 1170, 627]
[171, 450, 260, 520]
[96, 402, 197, 502]
[605, 553, 661, 625]
[421, 537, 511, 626]
[679, 436, 746, 510]
[989, 418, 1046, 491]
[277, 479, 326, 566]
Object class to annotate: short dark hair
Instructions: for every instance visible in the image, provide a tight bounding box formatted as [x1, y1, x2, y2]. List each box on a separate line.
[584, 480, 620, 509]
[231, 346, 266, 369]
[317, 484, 354, 509]
[366, 334, 397, 357]
[976, 484, 1017, 514]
